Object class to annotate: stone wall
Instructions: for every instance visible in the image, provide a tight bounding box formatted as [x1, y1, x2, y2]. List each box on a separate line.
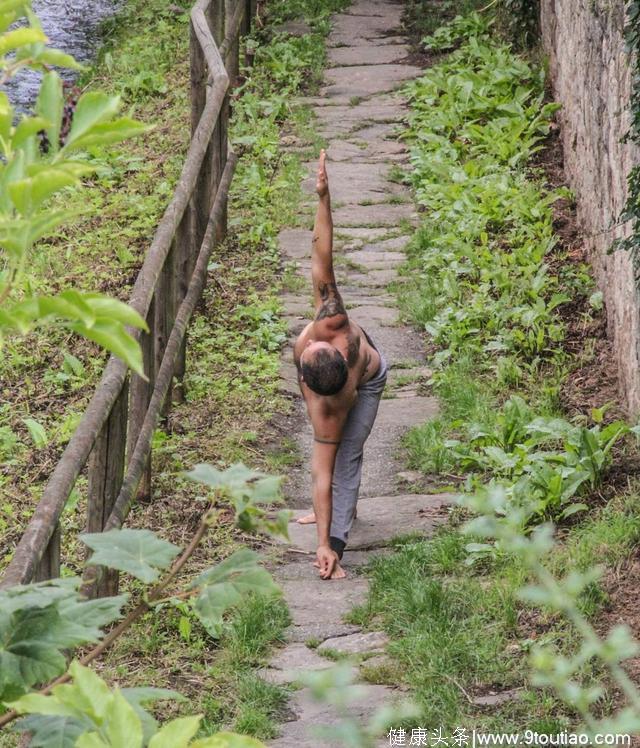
[540, 0, 640, 414]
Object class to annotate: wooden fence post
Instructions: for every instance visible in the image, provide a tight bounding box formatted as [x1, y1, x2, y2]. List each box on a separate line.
[154, 242, 177, 414]
[172, 209, 194, 405]
[34, 522, 61, 581]
[225, 0, 241, 88]
[85, 379, 129, 597]
[128, 298, 155, 499]
[242, 0, 252, 35]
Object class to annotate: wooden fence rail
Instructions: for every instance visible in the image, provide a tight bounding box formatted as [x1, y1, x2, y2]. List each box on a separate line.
[0, 0, 257, 593]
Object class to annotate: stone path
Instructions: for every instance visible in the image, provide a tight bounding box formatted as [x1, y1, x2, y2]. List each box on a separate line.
[266, 3, 453, 745]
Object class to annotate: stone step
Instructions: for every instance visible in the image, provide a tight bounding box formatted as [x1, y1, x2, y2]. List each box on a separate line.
[284, 493, 454, 553]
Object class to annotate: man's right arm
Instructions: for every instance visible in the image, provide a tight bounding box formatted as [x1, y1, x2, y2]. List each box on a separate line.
[306, 398, 347, 578]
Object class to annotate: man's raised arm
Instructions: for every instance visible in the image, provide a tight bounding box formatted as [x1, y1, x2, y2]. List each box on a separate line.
[312, 150, 348, 329]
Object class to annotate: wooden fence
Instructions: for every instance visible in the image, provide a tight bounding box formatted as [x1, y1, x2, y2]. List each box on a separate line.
[0, 0, 257, 595]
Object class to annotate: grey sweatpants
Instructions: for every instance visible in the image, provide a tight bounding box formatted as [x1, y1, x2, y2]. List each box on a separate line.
[330, 351, 388, 545]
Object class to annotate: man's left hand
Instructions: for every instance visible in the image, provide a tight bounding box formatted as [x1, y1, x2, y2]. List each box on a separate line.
[314, 544, 346, 579]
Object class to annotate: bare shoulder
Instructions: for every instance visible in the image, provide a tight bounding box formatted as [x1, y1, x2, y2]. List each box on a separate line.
[293, 322, 314, 364]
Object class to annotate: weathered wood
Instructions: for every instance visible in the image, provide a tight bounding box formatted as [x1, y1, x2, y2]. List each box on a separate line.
[173, 207, 195, 404]
[128, 298, 155, 500]
[104, 151, 238, 533]
[34, 523, 60, 582]
[154, 241, 177, 413]
[224, 0, 241, 87]
[85, 379, 129, 597]
[242, 0, 252, 37]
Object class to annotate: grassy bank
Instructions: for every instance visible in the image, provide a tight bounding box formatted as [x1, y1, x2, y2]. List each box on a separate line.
[1, 0, 344, 743]
[352, 7, 640, 733]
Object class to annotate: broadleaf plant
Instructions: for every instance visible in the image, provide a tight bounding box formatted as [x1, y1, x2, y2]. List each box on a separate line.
[0, 2, 151, 376]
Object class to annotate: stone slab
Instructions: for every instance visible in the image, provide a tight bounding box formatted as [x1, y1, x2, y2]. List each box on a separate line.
[326, 138, 408, 163]
[359, 235, 411, 253]
[348, 268, 401, 287]
[344, 0, 404, 24]
[349, 121, 401, 143]
[331, 11, 395, 37]
[328, 44, 409, 67]
[345, 249, 405, 267]
[269, 635, 336, 681]
[279, 228, 311, 259]
[332, 202, 417, 227]
[280, 576, 369, 640]
[334, 227, 400, 245]
[287, 493, 454, 553]
[347, 314, 423, 365]
[318, 631, 389, 656]
[313, 101, 403, 136]
[328, 33, 406, 49]
[322, 64, 422, 98]
[346, 304, 399, 325]
[269, 684, 397, 747]
[276, 551, 386, 580]
[301, 161, 404, 204]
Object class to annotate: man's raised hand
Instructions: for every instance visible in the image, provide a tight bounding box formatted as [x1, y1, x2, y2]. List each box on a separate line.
[316, 148, 329, 198]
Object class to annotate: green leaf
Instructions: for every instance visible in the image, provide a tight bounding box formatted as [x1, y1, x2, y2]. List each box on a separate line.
[34, 72, 63, 154]
[15, 714, 87, 748]
[191, 549, 279, 638]
[34, 47, 83, 70]
[0, 27, 46, 55]
[561, 502, 588, 519]
[9, 167, 78, 214]
[53, 594, 128, 647]
[0, 1, 28, 17]
[0, 90, 12, 141]
[9, 691, 77, 718]
[65, 92, 121, 145]
[0, 606, 67, 697]
[81, 529, 181, 583]
[120, 687, 185, 744]
[64, 661, 112, 721]
[148, 715, 202, 747]
[12, 115, 49, 149]
[69, 318, 145, 377]
[75, 733, 109, 748]
[0, 579, 120, 701]
[120, 687, 185, 706]
[62, 118, 150, 153]
[83, 294, 148, 331]
[105, 690, 143, 748]
[22, 417, 47, 448]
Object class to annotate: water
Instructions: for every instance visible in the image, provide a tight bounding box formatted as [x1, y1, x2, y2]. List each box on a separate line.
[4, 0, 120, 111]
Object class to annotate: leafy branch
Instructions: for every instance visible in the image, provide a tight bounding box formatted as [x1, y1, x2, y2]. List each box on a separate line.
[0, 1, 151, 375]
[0, 462, 289, 745]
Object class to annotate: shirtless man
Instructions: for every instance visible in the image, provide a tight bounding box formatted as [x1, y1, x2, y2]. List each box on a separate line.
[293, 150, 388, 581]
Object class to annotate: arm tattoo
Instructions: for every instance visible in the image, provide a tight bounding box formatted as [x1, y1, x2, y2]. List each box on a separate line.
[316, 281, 346, 321]
[346, 328, 360, 367]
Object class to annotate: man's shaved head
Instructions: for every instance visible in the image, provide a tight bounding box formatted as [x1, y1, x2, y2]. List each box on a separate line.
[301, 345, 348, 396]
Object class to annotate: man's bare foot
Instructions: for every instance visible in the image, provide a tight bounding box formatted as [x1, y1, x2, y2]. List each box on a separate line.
[313, 559, 347, 579]
[296, 507, 357, 525]
[296, 512, 316, 524]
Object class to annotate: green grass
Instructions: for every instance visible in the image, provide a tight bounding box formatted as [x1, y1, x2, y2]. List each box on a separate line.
[351, 491, 640, 731]
[351, 4, 640, 736]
